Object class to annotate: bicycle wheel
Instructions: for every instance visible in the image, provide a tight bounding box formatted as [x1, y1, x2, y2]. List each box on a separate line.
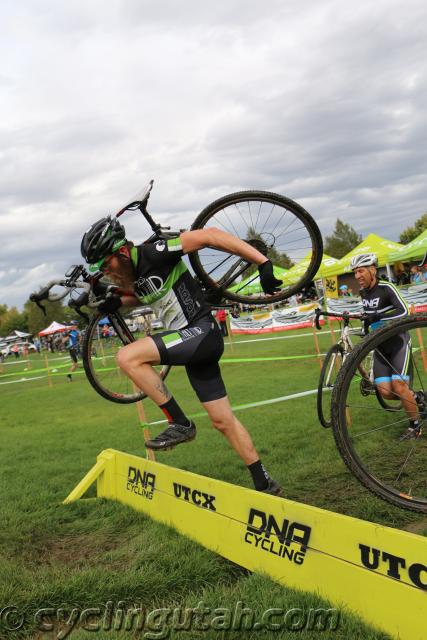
[331, 314, 427, 512]
[189, 190, 323, 304]
[82, 311, 171, 404]
[317, 344, 344, 428]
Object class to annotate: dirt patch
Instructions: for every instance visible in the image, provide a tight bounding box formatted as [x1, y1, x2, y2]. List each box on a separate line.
[25, 532, 123, 568]
[403, 516, 427, 536]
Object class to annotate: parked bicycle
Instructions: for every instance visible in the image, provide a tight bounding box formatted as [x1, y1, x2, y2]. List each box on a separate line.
[31, 181, 323, 404]
[315, 309, 404, 429]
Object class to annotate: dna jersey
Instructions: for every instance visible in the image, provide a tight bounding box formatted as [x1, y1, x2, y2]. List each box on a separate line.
[131, 238, 211, 329]
[360, 280, 409, 330]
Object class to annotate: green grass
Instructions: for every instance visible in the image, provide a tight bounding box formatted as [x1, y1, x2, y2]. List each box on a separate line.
[0, 328, 421, 639]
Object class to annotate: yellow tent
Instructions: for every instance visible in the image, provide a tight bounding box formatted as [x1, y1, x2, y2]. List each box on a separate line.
[281, 252, 339, 285]
[322, 234, 403, 277]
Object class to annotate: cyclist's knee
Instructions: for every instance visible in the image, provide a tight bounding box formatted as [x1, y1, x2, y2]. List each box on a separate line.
[116, 343, 141, 371]
[211, 417, 229, 433]
[210, 414, 236, 434]
[116, 339, 159, 371]
[116, 345, 131, 371]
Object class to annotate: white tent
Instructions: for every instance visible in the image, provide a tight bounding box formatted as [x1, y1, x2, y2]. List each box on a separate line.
[4, 330, 31, 342]
[39, 321, 71, 336]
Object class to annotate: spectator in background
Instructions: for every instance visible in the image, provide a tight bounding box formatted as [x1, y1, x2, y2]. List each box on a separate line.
[101, 324, 111, 339]
[393, 263, 411, 286]
[11, 343, 19, 359]
[410, 265, 427, 284]
[65, 328, 80, 382]
[339, 285, 353, 297]
[230, 305, 241, 319]
[215, 308, 228, 336]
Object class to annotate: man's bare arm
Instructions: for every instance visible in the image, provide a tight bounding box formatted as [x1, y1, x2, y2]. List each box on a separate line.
[180, 228, 268, 265]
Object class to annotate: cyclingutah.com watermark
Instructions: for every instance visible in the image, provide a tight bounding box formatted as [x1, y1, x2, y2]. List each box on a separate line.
[0, 600, 340, 638]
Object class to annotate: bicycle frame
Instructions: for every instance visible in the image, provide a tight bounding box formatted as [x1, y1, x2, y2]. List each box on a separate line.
[316, 309, 373, 387]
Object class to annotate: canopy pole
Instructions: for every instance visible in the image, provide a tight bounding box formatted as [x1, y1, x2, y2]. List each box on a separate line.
[385, 262, 392, 281]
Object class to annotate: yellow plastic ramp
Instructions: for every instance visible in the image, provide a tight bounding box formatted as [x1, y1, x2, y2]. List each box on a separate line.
[65, 449, 427, 639]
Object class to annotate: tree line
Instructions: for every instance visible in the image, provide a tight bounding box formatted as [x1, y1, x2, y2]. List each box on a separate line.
[0, 300, 81, 339]
[1, 212, 426, 338]
[324, 212, 427, 259]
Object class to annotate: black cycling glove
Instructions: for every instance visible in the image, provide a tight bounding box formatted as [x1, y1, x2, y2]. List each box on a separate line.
[98, 293, 122, 314]
[258, 260, 282, 294]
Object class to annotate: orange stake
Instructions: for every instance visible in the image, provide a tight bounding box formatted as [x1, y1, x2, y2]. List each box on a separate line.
[327, 316, 337, 346]
[312, 324, 323, 370]
[132, 382, 155, 461]
[416, 328, 427, 374]
[226, 312, 234, 353]
[410, 305, 427, 373]
[44, 353, 53, 388]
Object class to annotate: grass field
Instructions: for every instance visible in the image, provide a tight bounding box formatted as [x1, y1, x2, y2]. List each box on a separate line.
[1, 326, 425, 639]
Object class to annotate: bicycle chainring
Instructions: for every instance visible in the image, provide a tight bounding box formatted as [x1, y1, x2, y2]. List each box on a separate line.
[360, 378, 375, 396]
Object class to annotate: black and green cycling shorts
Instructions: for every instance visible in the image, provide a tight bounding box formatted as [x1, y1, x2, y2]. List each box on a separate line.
[151, 316, 226, 402]
[374, 332, 412, 384]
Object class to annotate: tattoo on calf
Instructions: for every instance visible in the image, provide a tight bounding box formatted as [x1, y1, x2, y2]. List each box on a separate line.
[156, 380, 171, 400]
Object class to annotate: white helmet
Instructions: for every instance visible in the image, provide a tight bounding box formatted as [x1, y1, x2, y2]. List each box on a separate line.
[350, 253, 378, 270]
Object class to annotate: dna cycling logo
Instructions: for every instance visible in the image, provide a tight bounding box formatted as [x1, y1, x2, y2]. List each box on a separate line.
[177, 282, 200, 317]
[244, 508, 312, 565]
[362, 297, 380, 309]
[135, 275, 165, 298]
[126, 466, 156, 500]
[359, 544, 427, 590]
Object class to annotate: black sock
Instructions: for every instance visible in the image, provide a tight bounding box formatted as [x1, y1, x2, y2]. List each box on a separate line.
[247, 460, 270, 490]
[159, 397, 190, 427]
[410, 420, 420, 430]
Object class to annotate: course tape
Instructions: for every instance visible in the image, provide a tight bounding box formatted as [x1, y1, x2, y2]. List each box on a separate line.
[0, 353, 325, 382]
[147, 388, 319, 426]
[231, 331, 330, 345]
[0, 361, 72, 378]
[0, 375, 47, 385]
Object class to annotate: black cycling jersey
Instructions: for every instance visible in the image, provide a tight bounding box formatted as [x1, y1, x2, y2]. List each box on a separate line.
[130, 237, 226, 401]
[360, 279, 409, 331]
[130, 237, 211, 330]
[360, 278, 411, 383]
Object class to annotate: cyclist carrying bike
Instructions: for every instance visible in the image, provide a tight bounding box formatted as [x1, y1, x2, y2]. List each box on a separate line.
[81, 216, 283, 495]
[351, 253, 422, 439]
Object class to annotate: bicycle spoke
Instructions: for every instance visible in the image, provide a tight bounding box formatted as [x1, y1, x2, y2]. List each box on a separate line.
[395, 444, 417, 483]
[258, 203, 278, 235]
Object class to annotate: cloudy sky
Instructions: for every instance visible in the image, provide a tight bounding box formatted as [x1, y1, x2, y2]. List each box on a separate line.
[1, 0, 426, 309]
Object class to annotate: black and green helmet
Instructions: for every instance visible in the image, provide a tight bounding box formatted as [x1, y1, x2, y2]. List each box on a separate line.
[80, 216, 127, 271]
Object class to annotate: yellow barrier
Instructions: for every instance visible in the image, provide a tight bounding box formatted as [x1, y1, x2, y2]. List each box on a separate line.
[65, 449, 427, 639]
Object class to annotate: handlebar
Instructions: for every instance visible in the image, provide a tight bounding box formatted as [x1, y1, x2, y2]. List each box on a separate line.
[314, 308, 366, 331]
[30, 272, 119, 318]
